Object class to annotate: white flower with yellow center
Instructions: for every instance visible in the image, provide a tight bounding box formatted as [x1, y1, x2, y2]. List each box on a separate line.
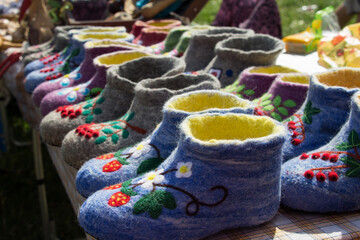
[140, 169, 165, 190]
[129, 139, 151, 159]
[175, 162, 192, 178]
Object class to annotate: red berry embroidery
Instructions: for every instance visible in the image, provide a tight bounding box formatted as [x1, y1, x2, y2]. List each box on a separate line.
[329, 155, 338, 163]
[103, 160, 122, 172]
[311, 153, 320, 159]
[300, 153, 309, 160]
[291, 139, 301, 145]
[104, 183, 122, 190]
[316, 172, 326, 182]
[96, 153, 115, 160]
[328, 171, 339, 181]
[108, 192, 130, 207]
[321, 153, 330, 160]
[304, 170, 314, 179]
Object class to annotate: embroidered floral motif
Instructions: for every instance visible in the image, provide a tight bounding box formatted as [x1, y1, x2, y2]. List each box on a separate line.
[284, 101, 320, 145]
[253, 93, 297, 121]
[107, 166, 228, 219]
[57, 83, 90, 103]
[222, 81, 255, 99]
[299, 130, 360, 181]
[76, 112, 146, 144]
[175, 162, 192, 178]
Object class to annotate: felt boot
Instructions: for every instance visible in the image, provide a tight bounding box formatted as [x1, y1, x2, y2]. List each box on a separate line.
[205, 34, 284, 87]
[253, 73, 310, 121]
[39, 50, 150, 116]
[76, 90, 255, 197]
[78, 113, 287, 240]
[40, 56, 185, 147]
[24, 32, 133, 93]
[24, 26, 127, 74]
[182, 27, 254, 72]
[130, 19, 181, 38]
[222, 65, 299, 100]
[282, 68, 360, 162]
[32, 40, 143, 106]
[62, 73, 221, 169]
[281, 91, 360, 212]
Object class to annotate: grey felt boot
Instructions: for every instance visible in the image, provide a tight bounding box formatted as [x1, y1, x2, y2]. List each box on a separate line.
[40, 56, 185, 147]
[61, 73, 221, 169]
[205, 34, 285, 87]
[182, 27, 254, 72]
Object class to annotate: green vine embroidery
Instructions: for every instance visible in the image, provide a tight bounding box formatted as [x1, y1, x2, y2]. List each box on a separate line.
[85, 87, 103, 101]
[253, 93, 297, 121]
[302, 101, 321, 124]
[107, 166, 228, 219]
[223, 81, 255, 98]
[81, 95, 105, 123]
[75, 112, 147, 144]
[301, 130, 360, 181]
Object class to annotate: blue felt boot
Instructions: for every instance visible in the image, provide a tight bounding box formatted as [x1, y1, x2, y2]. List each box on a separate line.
[282, 68, 360, 162]
[282, 91, 360, 212]
[76, 90, 255, 197]
[24, 32, 134, 93]
[79, 113, 287, 240]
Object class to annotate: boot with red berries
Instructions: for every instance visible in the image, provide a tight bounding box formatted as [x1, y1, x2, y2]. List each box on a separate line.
[281, 90, 360, 212]
[282, 68, 360, 162]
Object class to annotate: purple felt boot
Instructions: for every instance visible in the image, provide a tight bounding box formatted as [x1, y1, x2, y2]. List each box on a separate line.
[253, 73, 310, 121]
[32, 40, 143, 106]
[222, 65, 299, 100]
[39, 50, 151, 116]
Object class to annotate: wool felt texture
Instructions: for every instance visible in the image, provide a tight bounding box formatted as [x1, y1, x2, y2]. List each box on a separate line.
[130, 19, 182, 38]
[253, 74, 310, 121]
[39, 50, 151, 116]
[281, 91, 360, 212]
[40, 56, 185, 147]
[61, 73, 221, 169]
[32, 40, 143, 107]
[132, 27, 171, 47]
[24, 32, 133, 94]
[78, 113, 287, 240]
[222, 65, 299, 100]
[76, 90, 255, 197]
[282, 68, 360, 162]
[24, 26, 127, 74]
[205, 34, 285, 87]
[182, 27, 254, 72]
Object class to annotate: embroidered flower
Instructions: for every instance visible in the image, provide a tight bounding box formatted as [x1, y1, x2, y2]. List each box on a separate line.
[57, 82, 90, 103]
[140, 169, 165, 190]
[175, 162, 192, 178]
[129, 140, 151, 158]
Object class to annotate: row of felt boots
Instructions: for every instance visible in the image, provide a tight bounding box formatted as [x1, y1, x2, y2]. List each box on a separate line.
[22, 22, 293, 119]
[72, 68, 360, 240]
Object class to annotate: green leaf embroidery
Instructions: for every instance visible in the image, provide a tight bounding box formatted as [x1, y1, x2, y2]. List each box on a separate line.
[243, 89, 255, 96]
[102, 129, 114, 134]
[126, 112, 135, 121]
[236, 93, 243, 98]
[259, 100, 272, 107]
[348, 130, 360, 148]
[303, 101, 320, 124]
[83, 104, 92, 109]
[273, 95, 282, 107]
[283, 99, 296, 108]
[260, 93, 272, 101]
[95, 136, 107, 144]
[85, 115, 94, 123]
[111, 134, 119, 144]
[263, 105, 274, 111]
[271, 112, 282, 122]
[122, 179, 132, 188]
[82, 110, 91, 116]
[133, 190, 176, 219]
[235, 85, 245, 93]
[93, 108, 102, 114]
[137, 157, 165, 175]
[122, 129, 129, 139]
[341, 156, 360, 177]
[90, 88, 103, 96]
[117, 157, 130, 165]
[121, 187, 138, 197]
[278, 107, 289, 116]
[112, 125, 123, 130]
[69, 48, 80, 59]
[96, 97, 105, 104]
